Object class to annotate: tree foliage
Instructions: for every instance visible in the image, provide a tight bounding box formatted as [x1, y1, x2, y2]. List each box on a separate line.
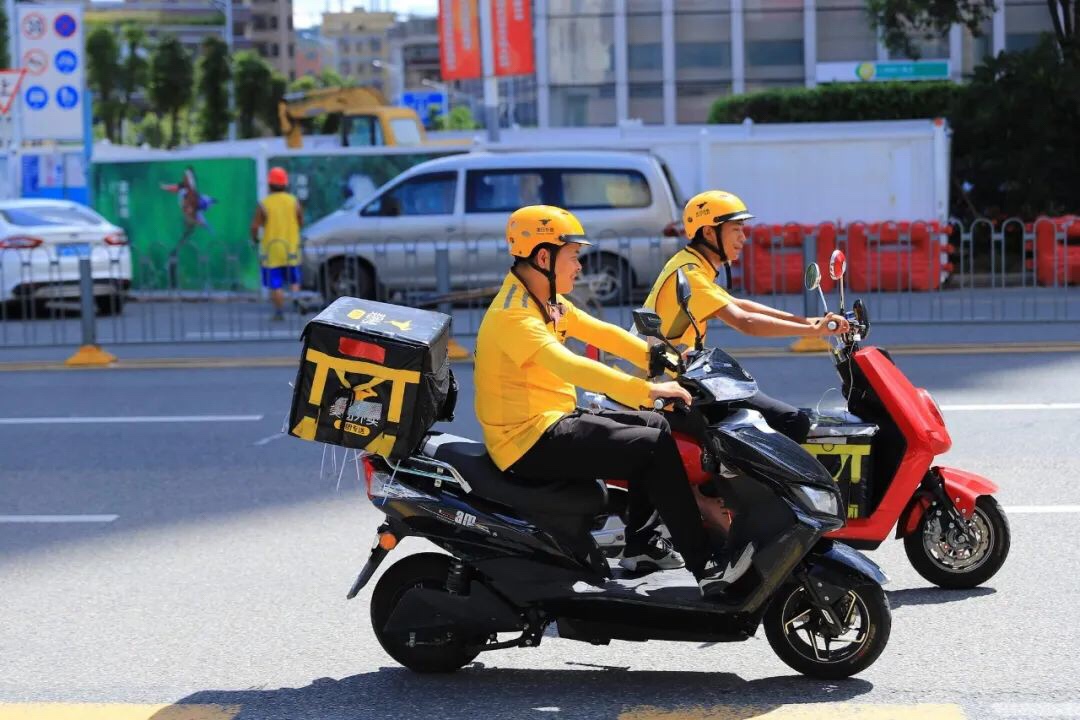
[196, 35, 231, 141]
[86, 26, 122, 142]
[118, 24, 149, 134]
[149, 35, 194, 148]
[434, 106, 481, 130]
[234, 51, 273, 138]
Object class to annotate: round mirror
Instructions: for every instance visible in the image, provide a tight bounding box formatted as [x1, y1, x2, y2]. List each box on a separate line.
[804, 263, 822, 291]
[829, 250, 848, 281]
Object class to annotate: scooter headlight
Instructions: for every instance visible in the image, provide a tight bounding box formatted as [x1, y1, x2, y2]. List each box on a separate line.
[795, 485, 840, 517]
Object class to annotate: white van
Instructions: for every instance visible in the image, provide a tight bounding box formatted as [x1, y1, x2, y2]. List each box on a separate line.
[300, 150, 688, 304]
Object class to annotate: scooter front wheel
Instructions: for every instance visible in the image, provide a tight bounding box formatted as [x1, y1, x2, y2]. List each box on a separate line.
[764, 581, 891, 679]
[904, 494, 1010, 589]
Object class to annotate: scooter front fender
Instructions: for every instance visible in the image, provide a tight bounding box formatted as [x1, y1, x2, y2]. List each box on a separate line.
[896, 467, 999, 537]
[807, 540, 890, 587]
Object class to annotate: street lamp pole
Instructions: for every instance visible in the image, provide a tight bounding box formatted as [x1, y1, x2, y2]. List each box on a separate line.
[477, 0, 499, 142]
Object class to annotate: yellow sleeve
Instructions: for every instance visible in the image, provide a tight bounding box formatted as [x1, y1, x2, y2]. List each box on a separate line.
[564, 299, 649, 372]
[687, 267, 732, 321]
[531, 341, 652, 410]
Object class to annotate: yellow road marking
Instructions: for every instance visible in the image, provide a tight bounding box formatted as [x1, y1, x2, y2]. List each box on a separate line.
[0, 705, 240, 720]
[619, 704, 968, 720]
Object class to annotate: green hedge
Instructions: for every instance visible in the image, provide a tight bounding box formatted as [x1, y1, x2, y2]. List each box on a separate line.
[708, 82, 961, 124]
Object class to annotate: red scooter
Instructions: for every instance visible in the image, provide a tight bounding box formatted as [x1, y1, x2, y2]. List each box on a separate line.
[594, 251, 1011, 589]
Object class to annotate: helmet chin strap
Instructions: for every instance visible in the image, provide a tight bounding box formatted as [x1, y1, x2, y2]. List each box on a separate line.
[528, 243, 562, 307]
[694, 226, 733, 290]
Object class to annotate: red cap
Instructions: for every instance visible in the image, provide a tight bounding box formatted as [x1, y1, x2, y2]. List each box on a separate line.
[268, 166, 289, 187]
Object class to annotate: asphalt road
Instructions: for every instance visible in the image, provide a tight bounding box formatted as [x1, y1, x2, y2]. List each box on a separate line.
[2, 349, 1080, 719]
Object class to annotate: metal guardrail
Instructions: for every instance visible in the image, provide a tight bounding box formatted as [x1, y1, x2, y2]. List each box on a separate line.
[1, 217, 1077, 349]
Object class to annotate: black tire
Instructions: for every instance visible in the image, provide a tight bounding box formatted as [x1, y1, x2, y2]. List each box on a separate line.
[95, 294, 125, 316]
[321, 257, 375, 302]
[904, 495, 1010, 589]
[370, 553, 483, 674]
[581, 253, 634, 305]
[764, 580, 891, 679]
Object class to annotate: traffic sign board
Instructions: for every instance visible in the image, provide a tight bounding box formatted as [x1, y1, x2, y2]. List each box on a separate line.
[0, 69, 28, 115]
[56, 85, 78, 108]
[54, 13, 77, 38]
[25, 85, 48, 110]
[21, 13, 46, 40]
[22, 49, 48, 76]
[55, 50, 77, 74]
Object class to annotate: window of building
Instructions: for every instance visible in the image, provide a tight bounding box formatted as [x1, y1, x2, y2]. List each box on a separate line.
[466, 170, 549, 213]
[547, 13, 615, 85]
[1005, 0, 1055, 51]
[269, 15, 278, 30]
[271, 43, 280, 57]
[549, 85, 616, 127]
[676, 81, 732, 124]
[340, 61, 351, 74]
[744, 7, 805, 85]
[371, 37, 382, 52]
[815, 2, 878, 62]
[289, 43, 295, 58]
[628, 82, 664, 124]
[253, 14, 267, 30]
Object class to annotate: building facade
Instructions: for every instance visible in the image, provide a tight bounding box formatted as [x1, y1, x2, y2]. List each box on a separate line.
[425, 0, 1059, 128]
[321, 9, 396, 95]
[294, 27, 336, 78]
[244, 0, 296, 79]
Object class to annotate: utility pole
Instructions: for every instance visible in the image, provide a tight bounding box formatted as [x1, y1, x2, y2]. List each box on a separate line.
[225, 0, 236, 141]
[477, 0, 499, 142]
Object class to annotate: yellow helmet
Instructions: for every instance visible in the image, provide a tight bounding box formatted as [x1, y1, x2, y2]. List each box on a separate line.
[683, 190, 754, 240]
[506, 205, 591, 259]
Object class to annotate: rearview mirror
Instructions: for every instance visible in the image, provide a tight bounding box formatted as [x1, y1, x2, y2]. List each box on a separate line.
[829, 250, 847, 281]
[675, 268, 692, 309]
[632, 309, 664, 339]
[804, 263, 822, 292]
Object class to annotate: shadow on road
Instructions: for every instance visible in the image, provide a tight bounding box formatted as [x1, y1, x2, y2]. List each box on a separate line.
[158, 665, 874, 720]
[887, 586, 996, 609]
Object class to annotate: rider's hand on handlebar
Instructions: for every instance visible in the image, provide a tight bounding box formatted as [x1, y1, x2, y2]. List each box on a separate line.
[810, 316, 846, 337]
[824, 312, 851, 333]
[647, 380, 692, 409]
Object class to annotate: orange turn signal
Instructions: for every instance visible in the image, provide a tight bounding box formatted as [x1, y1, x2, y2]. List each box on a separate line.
[378, 533, 398, 551]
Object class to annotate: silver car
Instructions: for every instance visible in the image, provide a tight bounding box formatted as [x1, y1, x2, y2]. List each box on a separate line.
[300, 150, 688, 304]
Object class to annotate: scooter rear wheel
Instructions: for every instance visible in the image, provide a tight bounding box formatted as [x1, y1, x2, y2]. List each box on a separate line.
[370, 553, 484, 673]
[764, 580, 891, 679]
[904, 494, 1010, 589]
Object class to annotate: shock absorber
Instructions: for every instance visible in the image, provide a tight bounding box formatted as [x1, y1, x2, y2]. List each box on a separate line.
[446, 559, 471, 595]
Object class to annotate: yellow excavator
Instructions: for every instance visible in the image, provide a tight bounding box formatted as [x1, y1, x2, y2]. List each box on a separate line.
[278, 86, 466, 149]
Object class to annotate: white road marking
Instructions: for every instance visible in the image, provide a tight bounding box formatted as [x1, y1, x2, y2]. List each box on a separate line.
[253, 432, 286, 446]
[1003, 505, 1080, 514]
[0, 515, 118, 523]
[0, 415, 264, 425]
[941, 402, 1080, 411]
[184, 330, 297, 340]
[992, 703, 1080, 718]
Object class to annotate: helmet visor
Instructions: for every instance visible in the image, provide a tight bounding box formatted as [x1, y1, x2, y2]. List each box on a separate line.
[559, 233, 592, 246]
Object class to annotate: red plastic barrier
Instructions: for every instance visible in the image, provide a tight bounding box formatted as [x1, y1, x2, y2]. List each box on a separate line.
[1032, 217, 1080, 287]
[846, 221, 952, 292]
[742, 223, 838, 295]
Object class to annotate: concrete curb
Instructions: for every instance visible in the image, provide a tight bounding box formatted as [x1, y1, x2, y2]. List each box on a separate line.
[2, 341, 1079, 372]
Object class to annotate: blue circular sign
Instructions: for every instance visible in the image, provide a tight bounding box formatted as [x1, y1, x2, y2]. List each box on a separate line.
[56, 85, 79, 109]
[54, 13, 77, 38]
[55, 50, 78, 74]
[25, 86, 48, 110]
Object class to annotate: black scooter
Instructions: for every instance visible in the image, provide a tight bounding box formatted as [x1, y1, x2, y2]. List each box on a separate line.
[348, 304, 892, 680]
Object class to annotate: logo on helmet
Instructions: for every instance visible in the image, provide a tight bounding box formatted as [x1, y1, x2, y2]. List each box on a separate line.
[539, 218, 551, 226]
[537, 218, 555, 234]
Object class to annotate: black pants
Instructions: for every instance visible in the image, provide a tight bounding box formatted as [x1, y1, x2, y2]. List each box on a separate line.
[510, 409, 712, 575]
[735, 390, 811, 444]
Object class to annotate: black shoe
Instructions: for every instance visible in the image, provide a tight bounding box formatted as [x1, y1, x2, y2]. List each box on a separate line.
[619, 533, 685, 573]
[697, 543, 755, 600]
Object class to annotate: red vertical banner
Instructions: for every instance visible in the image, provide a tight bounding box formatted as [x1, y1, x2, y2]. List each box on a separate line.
[439, 0, 482, 81]
[492, 0, 535, 77]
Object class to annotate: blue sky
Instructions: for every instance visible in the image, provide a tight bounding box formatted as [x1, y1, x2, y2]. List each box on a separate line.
[294, 0, 438, 29]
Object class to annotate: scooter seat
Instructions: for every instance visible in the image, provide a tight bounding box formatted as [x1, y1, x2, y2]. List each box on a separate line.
[421, 433, 608, 516]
